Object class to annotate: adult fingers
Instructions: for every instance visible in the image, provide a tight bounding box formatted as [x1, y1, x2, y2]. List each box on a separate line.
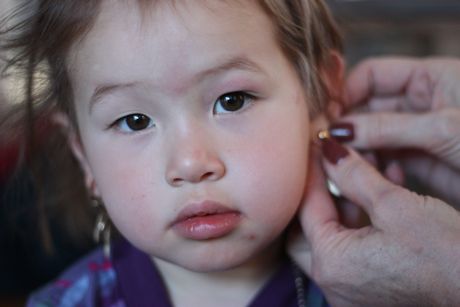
[298, 146, 340, 244]
[346, 57, 460, 112]
[345, 57, 422, 107]
[288, 147, 339, 276]
[320, 139, 403, 226]
[336, 109, 460, 167]
[344, 57, 446, 114]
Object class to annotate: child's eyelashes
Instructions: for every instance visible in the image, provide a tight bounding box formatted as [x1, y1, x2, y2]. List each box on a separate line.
[213, 91, 255, 115]
[107, 91, 256, 133]
[110, 113, 155, 133]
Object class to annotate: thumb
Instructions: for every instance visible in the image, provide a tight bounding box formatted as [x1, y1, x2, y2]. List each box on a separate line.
[288, 146, 341, 275]
[321, 137, 402, 227]
[300, 146, 341, 243]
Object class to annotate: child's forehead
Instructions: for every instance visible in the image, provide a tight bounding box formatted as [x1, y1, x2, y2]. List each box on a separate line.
[67, 0, 289, 100]
[69, 0, 274, 68]
[94, 0, 266, 34]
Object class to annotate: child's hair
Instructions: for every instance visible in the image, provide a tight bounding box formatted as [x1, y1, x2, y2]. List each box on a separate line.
[0, 0, 342, 250]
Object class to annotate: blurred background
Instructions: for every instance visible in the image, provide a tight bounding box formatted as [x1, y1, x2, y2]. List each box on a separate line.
[1, 1, 460, 306]
[328, 0, 460, 65]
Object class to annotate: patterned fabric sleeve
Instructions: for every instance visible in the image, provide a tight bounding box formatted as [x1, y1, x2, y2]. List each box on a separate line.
[26, 248, 125, 307]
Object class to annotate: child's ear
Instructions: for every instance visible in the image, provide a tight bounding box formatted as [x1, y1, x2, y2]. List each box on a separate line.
[320, 50, 345, 119]
[320, 50, 345, 99]
[311, 51, 344, 138]
[52, 112, 101, 197]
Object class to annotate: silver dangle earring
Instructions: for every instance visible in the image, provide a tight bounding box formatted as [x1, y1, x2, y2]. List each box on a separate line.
[92, 197, 112, 258]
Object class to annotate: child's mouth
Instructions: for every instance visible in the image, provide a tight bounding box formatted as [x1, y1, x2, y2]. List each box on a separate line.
[171, 201, 241, 240]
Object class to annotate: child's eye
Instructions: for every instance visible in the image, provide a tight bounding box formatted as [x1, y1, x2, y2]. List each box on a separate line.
[213, 91, 254, 114]
[112, 113, 154, 132]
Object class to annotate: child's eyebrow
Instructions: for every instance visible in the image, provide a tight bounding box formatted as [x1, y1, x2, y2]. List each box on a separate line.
[193, 56, 265, 83]
[90, 83, 138, 111]
[88, 56, 265, 113]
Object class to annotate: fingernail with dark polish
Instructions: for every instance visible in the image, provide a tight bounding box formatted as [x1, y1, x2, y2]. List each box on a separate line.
[329, 122, 355, 142]
[321, 137, 349, 165]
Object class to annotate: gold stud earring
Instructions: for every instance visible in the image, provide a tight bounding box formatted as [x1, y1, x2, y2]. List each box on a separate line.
[317, 129, 331, 141]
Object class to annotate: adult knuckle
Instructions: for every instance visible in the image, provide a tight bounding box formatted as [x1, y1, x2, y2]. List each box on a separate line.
[418, 194, 432, 210]
[372, 183, 402, 210]
[428, 111, 460, 156]
[309, 242, 346, 287]
[312, 258, 340, 288]
[354, 58, 380, 81]
[417, 193, 445, 211]
[435, 111, 460, 139]
[374, 187, 424, 225]
[363, 114, 387, 147]
[359, 57, 379, 70]
[338, 156, 362, 183]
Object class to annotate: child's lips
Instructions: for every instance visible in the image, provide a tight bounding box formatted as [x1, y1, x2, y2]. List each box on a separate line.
[171, 201, 241, 240]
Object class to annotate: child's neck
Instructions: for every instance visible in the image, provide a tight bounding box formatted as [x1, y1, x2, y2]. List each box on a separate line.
[153, 241, 283, 307]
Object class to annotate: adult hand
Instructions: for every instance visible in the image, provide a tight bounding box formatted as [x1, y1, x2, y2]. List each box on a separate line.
[288, 143, 460, 307]
[337, 57, 460, 206]
[288, 57, 460, 306]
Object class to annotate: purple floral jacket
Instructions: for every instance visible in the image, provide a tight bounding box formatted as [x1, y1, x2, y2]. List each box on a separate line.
[27, 238, 328, 307]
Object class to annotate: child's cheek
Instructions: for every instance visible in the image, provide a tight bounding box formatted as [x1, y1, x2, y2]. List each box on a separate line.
[226, 106, 310, 229]
[86, 143, 165, 235]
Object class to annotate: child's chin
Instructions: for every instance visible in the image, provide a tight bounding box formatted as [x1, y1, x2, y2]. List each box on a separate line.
[180, 257, 247, 273]
[167, 250, 254, 273]
[152, 237, 280, 273]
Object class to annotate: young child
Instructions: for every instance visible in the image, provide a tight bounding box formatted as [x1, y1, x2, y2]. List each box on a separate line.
[2, 0, 343, 306]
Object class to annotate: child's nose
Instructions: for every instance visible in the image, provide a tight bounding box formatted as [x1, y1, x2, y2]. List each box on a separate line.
[165, 137, 226, 187]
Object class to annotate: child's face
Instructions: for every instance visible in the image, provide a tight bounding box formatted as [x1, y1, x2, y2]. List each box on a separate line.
[69, 0, 312, 271]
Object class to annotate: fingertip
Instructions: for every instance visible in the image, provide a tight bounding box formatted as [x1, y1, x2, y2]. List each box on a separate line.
[319, 136, 350, 165]
[328, 122, 355, 143]
[320, 145, 395, 222]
